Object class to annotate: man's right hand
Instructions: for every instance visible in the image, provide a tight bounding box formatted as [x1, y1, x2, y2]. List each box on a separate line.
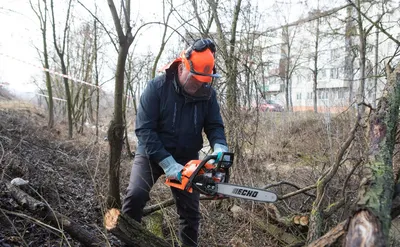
[159, 156, 184, 182]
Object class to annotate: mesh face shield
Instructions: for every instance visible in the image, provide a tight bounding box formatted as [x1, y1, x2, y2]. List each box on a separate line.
[181, 72, 218, 99]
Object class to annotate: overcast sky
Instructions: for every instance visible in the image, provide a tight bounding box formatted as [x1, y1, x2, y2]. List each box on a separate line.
[0, 0, 341, 96]
[0, 0, 166, 95]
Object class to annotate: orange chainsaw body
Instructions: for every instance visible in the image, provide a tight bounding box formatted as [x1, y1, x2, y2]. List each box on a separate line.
[165, 160, 215, 193]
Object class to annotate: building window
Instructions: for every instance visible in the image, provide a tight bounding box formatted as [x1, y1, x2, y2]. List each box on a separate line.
[307, 92, 313, 99]
[307, 72, 312, 81]
[296, 93, 302, 100]
[338, 89, 345, 99]
[321, 69, 326, 79]
[318, 91, 328, 99]
[330, 68, 339, 79]
[330, 48, 341, 60]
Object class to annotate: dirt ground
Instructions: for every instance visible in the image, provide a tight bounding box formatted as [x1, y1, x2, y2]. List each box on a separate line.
[0, 104, 283, 247]
[1, 101, 399, 246]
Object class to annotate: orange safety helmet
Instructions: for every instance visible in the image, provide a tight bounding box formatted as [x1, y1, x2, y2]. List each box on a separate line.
[160, 39, 221, 83]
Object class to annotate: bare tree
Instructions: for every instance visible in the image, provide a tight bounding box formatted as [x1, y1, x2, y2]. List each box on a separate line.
[50, 0, 74, 138]
[106, 0, 134, 209]
[150, 0, 174, 78]
[206, 0, 243, 155]
[30, 0, 54, 128]
[279, 25, 304, 112]
[312, 9, 321, 113]
[344, 5, 357, 105]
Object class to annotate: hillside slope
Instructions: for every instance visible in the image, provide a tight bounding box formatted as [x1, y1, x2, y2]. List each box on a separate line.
[0, 107, 113, 246]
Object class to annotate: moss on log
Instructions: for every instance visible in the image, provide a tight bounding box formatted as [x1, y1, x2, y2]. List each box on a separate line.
[104, 208, 170, 247]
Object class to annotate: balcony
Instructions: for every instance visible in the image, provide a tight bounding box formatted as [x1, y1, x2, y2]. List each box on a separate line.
[260, 83, 285, 93]
[317, 79, 349, 89]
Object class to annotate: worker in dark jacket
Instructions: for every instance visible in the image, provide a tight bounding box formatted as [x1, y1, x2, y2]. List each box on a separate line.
[122, 38, 228, 247]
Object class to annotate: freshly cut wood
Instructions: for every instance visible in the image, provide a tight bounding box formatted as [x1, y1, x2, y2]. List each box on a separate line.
[293, 215, 301, 225]
[345, 210, 385, 247]
[299, 216, 309, 226]
[104, 208, 170, 247]
[6, 182, 102, 246]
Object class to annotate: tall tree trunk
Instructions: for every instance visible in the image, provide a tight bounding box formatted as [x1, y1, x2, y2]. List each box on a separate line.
[372, 28, 379, 108]
[106, 0, 133, 209]
[356, 0, 366, 118]
[30, 0, 54, 128]
[93, 17, 100, 142]
[345, 6, 355, 104]
[50, 0, 73, 138]
[206, 0, 242, 155]
[61, 62, 73, 138]
[313, 13, 320, 113]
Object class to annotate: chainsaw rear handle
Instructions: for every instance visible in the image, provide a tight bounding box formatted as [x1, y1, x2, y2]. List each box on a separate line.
[184, 152, 234, 191]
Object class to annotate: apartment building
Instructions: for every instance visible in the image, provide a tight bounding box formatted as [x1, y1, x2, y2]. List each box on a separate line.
[259, 4, 400, 113]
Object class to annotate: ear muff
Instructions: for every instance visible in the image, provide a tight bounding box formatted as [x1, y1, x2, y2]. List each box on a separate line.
[185, 39, 217, 76]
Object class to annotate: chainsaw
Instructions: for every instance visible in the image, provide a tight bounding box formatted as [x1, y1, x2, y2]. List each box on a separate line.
[165, 152, 277, 203]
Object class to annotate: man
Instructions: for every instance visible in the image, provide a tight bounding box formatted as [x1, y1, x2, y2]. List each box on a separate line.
[122, 38, 228, 247]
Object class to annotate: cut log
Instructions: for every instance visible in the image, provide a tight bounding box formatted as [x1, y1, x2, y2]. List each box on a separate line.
[6, 182, 102, 246]
[293, 215, 300, 225]
[104, 208, 170, 247]
[345, 210, 385, 247]
[299, 216, 309, 226]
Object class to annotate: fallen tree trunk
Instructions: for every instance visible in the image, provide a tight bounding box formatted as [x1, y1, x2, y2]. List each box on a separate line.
[308, 65, 400, 246]
[104, 208, 170, 247]
[344, 66, 400, 246]
[6, 182, 103, 246]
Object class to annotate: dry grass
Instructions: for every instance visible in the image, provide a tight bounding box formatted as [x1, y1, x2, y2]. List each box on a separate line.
[2, 99, 400, 246]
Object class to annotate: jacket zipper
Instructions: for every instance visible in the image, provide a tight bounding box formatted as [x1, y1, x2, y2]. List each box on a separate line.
[194, 104, 198, 134]
[172, 102, 177, 132]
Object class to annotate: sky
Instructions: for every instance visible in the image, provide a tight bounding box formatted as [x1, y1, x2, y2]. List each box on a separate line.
[0, 0, 166, 96]
[0, 0, 343, 97]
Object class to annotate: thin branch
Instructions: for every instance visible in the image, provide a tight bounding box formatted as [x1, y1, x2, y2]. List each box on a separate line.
[347, 0, 400, 46]
[263, 181, 316, 198]
[76, 0, 118, 52]
[107, 0, 124, 41]
[143, 196, 227, 216]
[342, 159, 363, 198]
[279, 184, 318, 200]
[0, 208, 29, 247]
[0, 208, 64, 235]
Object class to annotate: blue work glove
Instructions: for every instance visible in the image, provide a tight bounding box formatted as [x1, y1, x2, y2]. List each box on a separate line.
[159, 156, 184, 182]
[210, 143, 229, 164]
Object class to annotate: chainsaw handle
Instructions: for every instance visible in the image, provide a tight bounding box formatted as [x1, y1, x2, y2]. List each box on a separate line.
[183, 154, 217, 191]
[184, 152, 234, 191]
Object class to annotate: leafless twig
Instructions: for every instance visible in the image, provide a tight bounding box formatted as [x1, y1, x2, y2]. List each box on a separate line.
[263, 181, 316, 198]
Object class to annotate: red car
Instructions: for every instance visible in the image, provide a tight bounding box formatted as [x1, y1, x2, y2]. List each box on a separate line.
[258, 99, 284, 112]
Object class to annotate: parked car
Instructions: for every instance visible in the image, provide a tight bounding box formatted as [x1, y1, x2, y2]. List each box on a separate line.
[258, 99, 284, 112]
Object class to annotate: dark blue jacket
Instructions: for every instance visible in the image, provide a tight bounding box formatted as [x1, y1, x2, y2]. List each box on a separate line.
[135, 64, 227, 163]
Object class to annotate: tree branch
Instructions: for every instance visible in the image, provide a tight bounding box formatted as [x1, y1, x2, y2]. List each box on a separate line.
[346, 0, 400, 46]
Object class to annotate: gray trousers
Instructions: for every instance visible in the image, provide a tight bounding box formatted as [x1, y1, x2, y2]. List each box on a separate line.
[122, 154, 201, 247]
